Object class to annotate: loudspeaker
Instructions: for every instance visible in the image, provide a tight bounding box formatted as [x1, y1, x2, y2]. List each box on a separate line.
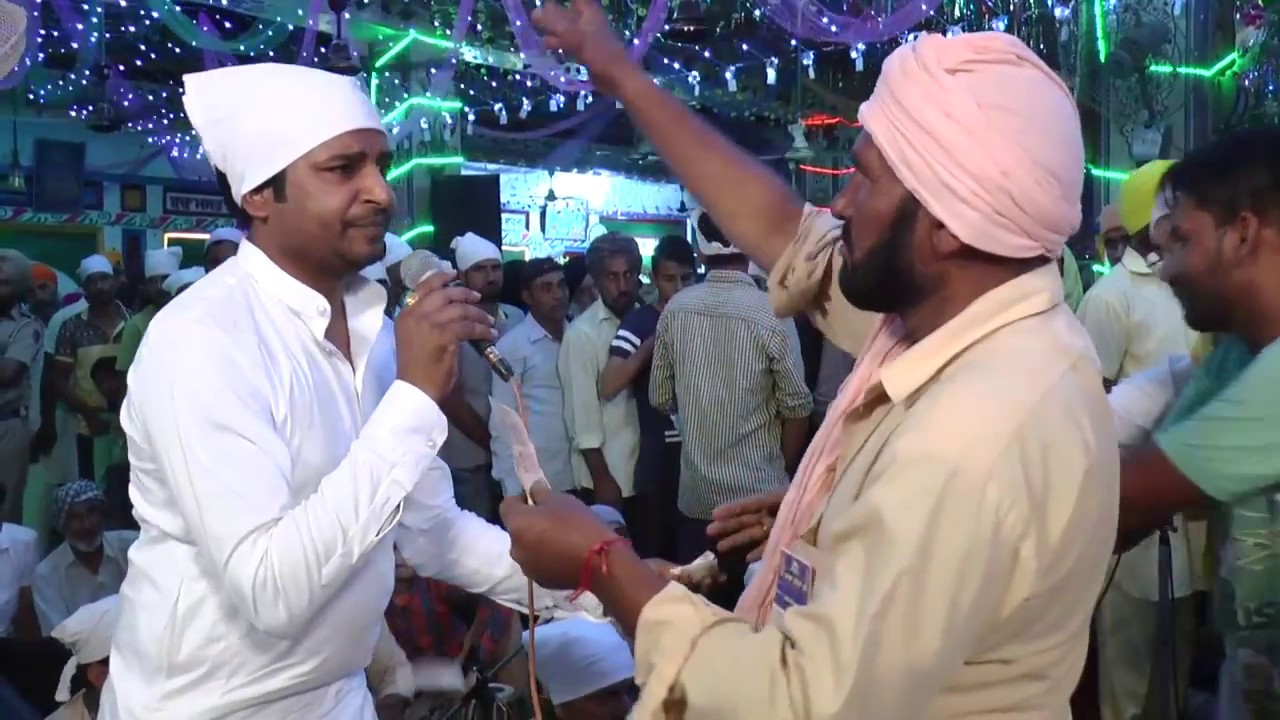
[428, 174, 502, 254]
[33, 140, 87, 214]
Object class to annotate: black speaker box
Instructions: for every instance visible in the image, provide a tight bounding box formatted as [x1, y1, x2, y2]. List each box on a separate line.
[428, 174, 502, 254]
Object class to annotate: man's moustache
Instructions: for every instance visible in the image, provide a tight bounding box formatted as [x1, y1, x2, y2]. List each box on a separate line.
[348, 215, 391, 230]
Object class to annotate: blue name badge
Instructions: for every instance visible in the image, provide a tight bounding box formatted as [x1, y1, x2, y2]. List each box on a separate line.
[773, 548, 815, 612]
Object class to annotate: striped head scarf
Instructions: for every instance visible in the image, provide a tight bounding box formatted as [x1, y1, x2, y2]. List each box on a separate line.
[52, 479, 105, 532]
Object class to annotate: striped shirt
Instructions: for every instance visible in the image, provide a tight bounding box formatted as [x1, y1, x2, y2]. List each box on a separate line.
[651, 270, 812, 518]
[609, 304, 680, 446]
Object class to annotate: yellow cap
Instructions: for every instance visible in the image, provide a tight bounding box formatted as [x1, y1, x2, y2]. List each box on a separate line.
[1117, 160, 1175, 235]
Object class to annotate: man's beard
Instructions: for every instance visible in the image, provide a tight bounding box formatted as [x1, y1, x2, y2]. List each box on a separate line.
[605, 292, 636, 319]
[837, 196, 927, 314]
[1170, 282, 1228, 334]
[479, 284, 502, 304]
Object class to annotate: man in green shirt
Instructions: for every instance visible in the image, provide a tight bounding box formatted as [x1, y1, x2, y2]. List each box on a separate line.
[1118, 128, 1280, 719]
[116, 247, 182, 375]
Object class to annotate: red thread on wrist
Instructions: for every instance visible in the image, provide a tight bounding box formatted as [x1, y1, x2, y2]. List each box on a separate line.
[570, 535, 630, 602]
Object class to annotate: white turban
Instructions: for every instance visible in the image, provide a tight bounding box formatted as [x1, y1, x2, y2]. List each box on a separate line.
[77, 254, 113, 281]
[383, 233, 412, 266]
[52, 595, 120, 702]
[691, 208, 740, 257]
[523, 618, 634, 705]
[163, 266, 206, 295]
[205, 227, 245, 251]
[359, 261, 388, 283]
[144, 246, 183, 278]
[182, 63, 384, 205]
[450, 232, 502, 272]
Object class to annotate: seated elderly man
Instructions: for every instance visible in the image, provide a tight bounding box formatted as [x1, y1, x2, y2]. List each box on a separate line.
[525, 618, 635, 720]
[33, 482, 136, 634]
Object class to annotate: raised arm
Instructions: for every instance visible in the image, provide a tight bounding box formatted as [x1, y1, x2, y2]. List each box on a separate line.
[124, 328, 448, 638]
[534, 2, 801, 270]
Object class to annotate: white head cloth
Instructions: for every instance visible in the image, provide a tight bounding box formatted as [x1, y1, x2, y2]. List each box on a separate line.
[77, 254, 113, 281]
[1151, 183, 1173, 228]
[162, 266, 206, 294]
[359, 261, 389, 283]
[450, 232, 502, 272]
[205, 227, 245, 251]
[144, 246, 183, 278]
[523, 618, 634, 705]
[52, 595, 121, 702]
[383, 233, 412, 266]
[691, 208, 740, 257]
[182, 63, 384, 205]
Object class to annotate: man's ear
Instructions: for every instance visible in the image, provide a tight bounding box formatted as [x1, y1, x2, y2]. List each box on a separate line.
[239, 187, 272, 223]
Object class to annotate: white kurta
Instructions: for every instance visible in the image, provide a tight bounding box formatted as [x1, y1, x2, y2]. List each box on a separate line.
[102, 242, 588, 720]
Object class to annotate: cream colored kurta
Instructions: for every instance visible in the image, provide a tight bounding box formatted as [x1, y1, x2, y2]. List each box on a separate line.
[629, 206, 1119, 719]
[46, 690, 92, 720]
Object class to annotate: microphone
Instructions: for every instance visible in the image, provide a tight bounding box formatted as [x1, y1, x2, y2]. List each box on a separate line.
[399, 249, 516, 383]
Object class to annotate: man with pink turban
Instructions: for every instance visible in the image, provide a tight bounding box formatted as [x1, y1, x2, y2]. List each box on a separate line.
[498, 3, 1119, 718]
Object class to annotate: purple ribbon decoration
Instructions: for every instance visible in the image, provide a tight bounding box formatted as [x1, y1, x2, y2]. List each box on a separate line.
[295, 0, 326, 68]
[197, 11, 237, 69]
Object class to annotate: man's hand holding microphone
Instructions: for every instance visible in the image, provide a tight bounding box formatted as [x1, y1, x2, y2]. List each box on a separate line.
[393, 263, 496, 403]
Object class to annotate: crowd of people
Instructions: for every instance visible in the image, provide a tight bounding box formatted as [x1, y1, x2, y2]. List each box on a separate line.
[0, 1, 1277, 717]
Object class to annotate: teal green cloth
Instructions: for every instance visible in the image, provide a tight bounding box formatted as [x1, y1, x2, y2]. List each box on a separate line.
[1060, 247, 1083, 312]
[1154, 334, 1280, 715]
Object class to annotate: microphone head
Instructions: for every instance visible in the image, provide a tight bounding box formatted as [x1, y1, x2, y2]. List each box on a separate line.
[400, 249, 453, 288]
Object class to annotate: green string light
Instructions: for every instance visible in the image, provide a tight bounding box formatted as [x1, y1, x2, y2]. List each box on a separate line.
[1088, 165, 1130, 181]
[374, 30, 457, 70]
[1148, 52, 1242, 78]
[401, 224, 435, 243]
[386, 156, 466, 182]
[381, 97, 464, 125]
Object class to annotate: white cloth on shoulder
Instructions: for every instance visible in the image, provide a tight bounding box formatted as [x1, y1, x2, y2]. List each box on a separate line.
[51, 595, 120, 702]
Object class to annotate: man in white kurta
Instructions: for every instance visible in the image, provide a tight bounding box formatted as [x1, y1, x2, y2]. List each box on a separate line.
[102, 63, 595, 720]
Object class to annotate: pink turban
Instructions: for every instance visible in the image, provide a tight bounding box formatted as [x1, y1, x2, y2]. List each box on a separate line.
[857, 32, 1084, 259]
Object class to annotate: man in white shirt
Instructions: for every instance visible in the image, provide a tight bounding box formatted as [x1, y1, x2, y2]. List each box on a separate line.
[0, 485, 38, 638]
[558, 233, 642, 514]
[33, 481, 135, 635]
[1077, 160, 1202, 720]
[439, 232, 525, 521]
[102, 63, 596, 720]
[490, 259, 575, 495]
